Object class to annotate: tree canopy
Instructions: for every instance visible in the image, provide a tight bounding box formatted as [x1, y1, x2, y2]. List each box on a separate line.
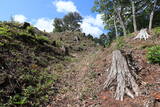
[92, 0, 160, 38]
[53, 12, 83, 32]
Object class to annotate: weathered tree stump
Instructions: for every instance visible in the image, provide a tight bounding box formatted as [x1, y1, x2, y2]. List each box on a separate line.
[134, 28, 150, 40]
[103, 50, 140, 101]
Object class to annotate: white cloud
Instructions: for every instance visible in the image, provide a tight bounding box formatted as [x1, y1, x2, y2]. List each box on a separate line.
[81, 22, 103, 37]
[13, 14, 27, 23]
[34, 18, 54, 32]
[53, 0, 78, 13]
[83, 14, 104, 29]
[80, 14, 104, 38]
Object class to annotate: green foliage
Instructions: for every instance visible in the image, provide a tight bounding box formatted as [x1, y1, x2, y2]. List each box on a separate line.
[147, 45, 160, 64]
[0, 27, 12, 37]
[8, 95, 27, 105]
[63, 12, 82, 31]
[92, 0, 160, 38]
[153, 27, 160, 37]
[104, 40, 111, 48]
[1, 70, 58, 106]
[27, 26, 35, 34]
[64, 56, 76, 62]
[53, 18, 65, 32]
[116, 37, 125, 49]
[53, 12, 83, 32]
[0, 22, 63, 106]
[35, 35, 50, 43]
[127, 33, 134, 37]
[0, 42, 4, 46]
[55, 40, 63, 47]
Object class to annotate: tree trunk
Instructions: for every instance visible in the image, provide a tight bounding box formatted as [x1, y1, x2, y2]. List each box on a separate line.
[113, 4, 127, 36]
[103, 50, 140, 101]
[149, 0, 157, 32]
[117, 10, 127, 36]
[113, 15, 119, 38]
[131, 0, 137, 32]
[134, 28, 150, 40]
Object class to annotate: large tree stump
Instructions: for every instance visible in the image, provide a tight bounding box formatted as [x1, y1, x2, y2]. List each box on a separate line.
[134, 28, 150, 40]
[103, 50, 140, 101]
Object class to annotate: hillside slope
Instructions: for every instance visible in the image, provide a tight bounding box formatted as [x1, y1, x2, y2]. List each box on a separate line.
[0, 21, 98, 106]
[1, 21, 160, 107]
[48, 28, 160, 107]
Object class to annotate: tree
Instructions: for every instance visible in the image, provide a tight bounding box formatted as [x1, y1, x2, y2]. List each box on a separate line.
[93, 0, 160, 40]
[93, 0, 127, 36]
[113, 15, 119, 37]
[113, 0, 127, 36]
[53, 12, 83, 32]
[149, 0, 158, 31]
[130, 0, 137, 32]
[63, 12, 83, 31]
[53, 18, 65, 32]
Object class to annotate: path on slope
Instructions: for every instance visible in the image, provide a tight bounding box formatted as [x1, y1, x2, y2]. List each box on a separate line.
[47, 47, 107, 107]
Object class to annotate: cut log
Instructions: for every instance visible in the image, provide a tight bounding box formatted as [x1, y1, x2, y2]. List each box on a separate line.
[134, 28, 150, 40]
[103, 50, 140, 101]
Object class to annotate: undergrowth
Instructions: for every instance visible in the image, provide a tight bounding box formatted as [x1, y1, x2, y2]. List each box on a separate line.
[115, 37, 126, 49]
[147, 45, 160, 64]
[0, 22, 61, 106]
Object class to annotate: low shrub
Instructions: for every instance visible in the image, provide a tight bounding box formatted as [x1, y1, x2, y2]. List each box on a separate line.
[0, 69, 58, 107]
[147, 45, 160, 64]
[35, 35, 50, 43]
[55, 40, 63, 47]
[0, 27, 12, 37]
[153, 27, 160, 36]
[116, 37, 125, 49]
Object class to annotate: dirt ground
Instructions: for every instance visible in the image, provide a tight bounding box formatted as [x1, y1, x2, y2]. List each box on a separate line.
[48, 35, 160, 107]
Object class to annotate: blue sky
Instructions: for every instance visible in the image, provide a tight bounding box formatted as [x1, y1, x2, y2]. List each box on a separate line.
[0, 0, 106, 37]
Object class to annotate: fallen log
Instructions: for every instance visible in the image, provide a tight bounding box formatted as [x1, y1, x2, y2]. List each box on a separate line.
[103, 50, 140, 101]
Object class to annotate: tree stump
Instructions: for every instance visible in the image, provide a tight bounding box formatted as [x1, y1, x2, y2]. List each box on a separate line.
[134, 28, 150, 40]
[103, 50, 140, 101]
